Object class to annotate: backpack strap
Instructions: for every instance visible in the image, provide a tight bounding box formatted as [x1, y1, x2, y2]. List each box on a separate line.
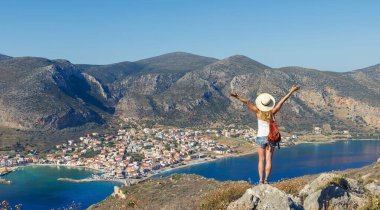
[270, 112, 276, 121]
[271, 112, 280, 149]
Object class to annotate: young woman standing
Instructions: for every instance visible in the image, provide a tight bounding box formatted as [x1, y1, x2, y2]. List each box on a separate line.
[230, 85, 300, 183]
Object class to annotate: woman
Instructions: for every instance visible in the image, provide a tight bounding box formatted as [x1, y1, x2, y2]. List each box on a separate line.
[230, 85, 300, 184]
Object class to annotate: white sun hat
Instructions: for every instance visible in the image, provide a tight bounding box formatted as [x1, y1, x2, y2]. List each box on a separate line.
[255, 93, 276, 112]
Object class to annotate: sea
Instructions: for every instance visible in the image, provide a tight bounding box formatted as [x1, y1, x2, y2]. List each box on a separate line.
[1, 140, 380, 209]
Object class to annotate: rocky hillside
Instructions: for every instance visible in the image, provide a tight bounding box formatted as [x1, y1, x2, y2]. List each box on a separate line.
[89, 159, 380, 210]
[0, 57, 112, 130]
[0, 52, 379, 135]
[88, 174, 251, 210]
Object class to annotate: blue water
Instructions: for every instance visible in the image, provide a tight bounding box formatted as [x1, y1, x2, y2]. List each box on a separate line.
[1, 140, 380, 209]
[156, 140, 380, 183]
[0, 166, 117, 210]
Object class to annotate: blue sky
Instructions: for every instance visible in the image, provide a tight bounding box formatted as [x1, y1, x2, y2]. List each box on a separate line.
[1, 0, 379, 71]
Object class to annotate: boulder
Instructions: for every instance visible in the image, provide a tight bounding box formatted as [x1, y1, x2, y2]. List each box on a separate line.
[299, 173, 341, 197]
[303, 185, 366, 210]
[227, 184, 303, 210]
[365, 182, 380, 196]
[345, 177, 365, 194]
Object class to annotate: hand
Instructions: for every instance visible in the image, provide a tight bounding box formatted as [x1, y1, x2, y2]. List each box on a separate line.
[230, 93, 239, 98]
[290, 85, 300, 93]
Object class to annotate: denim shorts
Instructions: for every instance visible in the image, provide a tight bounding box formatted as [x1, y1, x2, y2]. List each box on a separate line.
[256, 136, 277, 148]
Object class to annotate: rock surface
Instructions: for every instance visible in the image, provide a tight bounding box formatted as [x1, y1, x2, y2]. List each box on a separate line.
[299, 173, 341, 197]
[300, 173, 367, 210]
[303, 185, 366, 210]
[227, 184, 303, 210]
[365, 182, 380, 196]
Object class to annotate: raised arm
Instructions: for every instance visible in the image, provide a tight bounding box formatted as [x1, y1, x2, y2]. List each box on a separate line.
[272, 85, 300, 114]
[230, 93, 259, 114]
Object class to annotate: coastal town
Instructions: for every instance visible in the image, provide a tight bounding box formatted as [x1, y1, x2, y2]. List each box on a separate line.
[1, 124, 299, 183]
[0, 122, 357, 185]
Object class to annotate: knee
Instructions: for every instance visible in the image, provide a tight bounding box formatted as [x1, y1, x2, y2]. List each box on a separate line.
[266, 157, 272, 163]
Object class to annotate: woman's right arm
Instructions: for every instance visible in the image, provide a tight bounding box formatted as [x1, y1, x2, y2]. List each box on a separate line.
[230, 93, 259, 114]
[272, 85, 300, 114]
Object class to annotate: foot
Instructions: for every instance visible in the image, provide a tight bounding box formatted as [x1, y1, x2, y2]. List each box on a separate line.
[259, 180, 264, 184]
[263, 180, 268, 184]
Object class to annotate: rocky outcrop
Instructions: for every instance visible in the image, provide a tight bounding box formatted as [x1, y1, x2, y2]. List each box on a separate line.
[299, 173, 342, 197]
[300, 173, 367, 210]
[227, 184, 303, 210]
[303, 185, 366, 210]
[228, 172, 375, 210]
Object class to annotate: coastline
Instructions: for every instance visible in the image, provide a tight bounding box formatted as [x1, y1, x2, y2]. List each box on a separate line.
[0, 163, 104, 182]
[147, 139, 380, 179]
[2, 139, 378, 185]
[0, 179, 12, 184]
[57, 177, 124, 183]
[295, 138, 380, 145]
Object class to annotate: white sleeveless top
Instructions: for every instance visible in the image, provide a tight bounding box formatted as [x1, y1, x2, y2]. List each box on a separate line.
[257, 119, 269, 137]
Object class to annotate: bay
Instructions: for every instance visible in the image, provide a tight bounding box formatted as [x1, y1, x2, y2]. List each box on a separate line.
[157, 140, 380, 183]
[1, 140, 380, 209]
[0, 166, 117, 210]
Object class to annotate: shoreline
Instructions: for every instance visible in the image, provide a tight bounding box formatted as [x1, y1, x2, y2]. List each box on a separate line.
[0, 179, 12, 184]
[2, 139, 378, 185]
[57, 177, 124, 183]
[147, 139, 380, 179]
[10, 163, 102, 172]
[295, 138, 380, 145]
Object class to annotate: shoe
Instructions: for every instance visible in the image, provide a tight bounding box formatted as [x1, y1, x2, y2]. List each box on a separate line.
[259, 180, 264, 184]
[263, 180, 268, 184]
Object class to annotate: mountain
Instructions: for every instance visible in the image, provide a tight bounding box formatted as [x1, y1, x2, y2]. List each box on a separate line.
[0, 53, 12, 60]
[0, 52, 379, 141]
[0, 57, 112, 130]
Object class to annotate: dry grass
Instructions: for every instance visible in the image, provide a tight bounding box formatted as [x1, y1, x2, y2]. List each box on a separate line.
[198, 182, 251, 210]
[90, 162, 380, 210]
[272, 175, 317, 196]
[214, 136, 256, 154]
[337, 162, 380, 185]
[360, 195, 380, 210]
[215, 137, 245, 146]
[89, 174, 250, 210]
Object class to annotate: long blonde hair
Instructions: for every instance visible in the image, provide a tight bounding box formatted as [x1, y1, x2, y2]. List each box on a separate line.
[261, 111, 271, 122]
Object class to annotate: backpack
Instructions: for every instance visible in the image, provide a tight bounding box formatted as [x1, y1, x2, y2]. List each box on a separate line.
[268, 113, 281, 149]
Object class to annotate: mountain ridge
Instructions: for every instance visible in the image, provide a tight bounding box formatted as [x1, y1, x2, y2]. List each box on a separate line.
[0, 52, 379, 147]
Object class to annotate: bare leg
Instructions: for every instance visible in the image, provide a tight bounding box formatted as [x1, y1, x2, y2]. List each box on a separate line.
[258, 147, 265, 182]
[265, 146, 275, 181]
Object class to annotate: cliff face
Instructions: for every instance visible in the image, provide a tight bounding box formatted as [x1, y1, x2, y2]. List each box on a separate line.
[0, 57, 110, 130]
[96, 54, 379, 132]
[0, 52, 379, 133]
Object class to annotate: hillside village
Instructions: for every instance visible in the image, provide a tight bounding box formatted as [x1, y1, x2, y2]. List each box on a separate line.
[2, 125, 286, 181]
[1, 120, 361, 182]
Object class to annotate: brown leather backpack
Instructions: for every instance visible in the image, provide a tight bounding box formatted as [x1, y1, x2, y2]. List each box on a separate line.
[268, 114, 281, 148]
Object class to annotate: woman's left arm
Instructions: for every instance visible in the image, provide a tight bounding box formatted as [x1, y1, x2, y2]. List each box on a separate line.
[272, 85, 300, 114]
